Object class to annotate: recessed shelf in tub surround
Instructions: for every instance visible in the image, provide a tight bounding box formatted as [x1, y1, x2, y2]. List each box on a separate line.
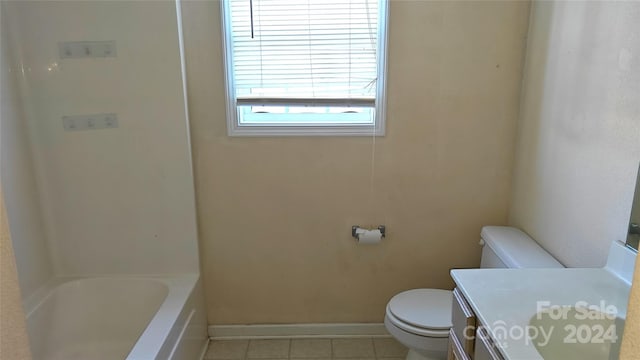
[62, 113, 118, 131]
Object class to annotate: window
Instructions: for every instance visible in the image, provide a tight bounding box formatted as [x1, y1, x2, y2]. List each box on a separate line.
[221, 0, 389, 136]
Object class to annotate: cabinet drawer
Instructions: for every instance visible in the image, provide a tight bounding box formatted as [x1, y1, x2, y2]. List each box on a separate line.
[474, 327, 504, 360]
[448, 329, 471, 360]
[452, 288, 476, 358]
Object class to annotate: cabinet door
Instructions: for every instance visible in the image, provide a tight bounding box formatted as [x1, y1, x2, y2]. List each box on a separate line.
[448, 329, 471, 360]
[452, 288, 476, 358]
[474, 327, 504, 360]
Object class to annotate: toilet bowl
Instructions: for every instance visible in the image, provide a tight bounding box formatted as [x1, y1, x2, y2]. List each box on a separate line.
[384, 289, 451, 360]
[383, 226, 564, 360]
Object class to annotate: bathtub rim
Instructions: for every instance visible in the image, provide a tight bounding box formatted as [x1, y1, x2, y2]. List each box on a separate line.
[23, 273, 201, 360]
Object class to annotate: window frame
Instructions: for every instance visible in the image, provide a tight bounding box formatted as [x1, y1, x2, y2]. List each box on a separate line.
[220, 0, 389, 137]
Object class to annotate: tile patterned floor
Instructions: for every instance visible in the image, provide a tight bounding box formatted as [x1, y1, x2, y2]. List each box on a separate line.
[204, 338, 408, 360]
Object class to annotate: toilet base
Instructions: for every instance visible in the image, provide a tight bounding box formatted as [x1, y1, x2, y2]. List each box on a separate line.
[405, 348, 446, 360]
[385, 315, 448, 360]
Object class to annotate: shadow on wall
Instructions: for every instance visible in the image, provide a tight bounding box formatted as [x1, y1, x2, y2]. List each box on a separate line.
[509, 1, 640, 267]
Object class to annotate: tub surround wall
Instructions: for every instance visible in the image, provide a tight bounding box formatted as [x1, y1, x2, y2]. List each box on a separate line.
[181, 0, 531, 324]
[4, 1, 200, 275]
[509, 1, 640, 267]
[1, 3, 53, 299]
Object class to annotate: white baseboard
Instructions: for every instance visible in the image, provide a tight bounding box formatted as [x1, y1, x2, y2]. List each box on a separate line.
[209, 323, 389, 340]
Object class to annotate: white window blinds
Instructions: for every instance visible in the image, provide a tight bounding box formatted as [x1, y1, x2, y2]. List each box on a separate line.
[222, 0, 388, 135]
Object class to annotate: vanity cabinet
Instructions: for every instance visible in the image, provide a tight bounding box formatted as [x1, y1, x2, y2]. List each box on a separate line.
[474, 327, 504, 360]
[450, 288, 475, 358]
[448, 288, 503, 360]
[448, 329, 471, 360]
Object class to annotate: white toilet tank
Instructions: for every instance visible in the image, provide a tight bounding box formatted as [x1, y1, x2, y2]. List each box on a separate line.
[479, 226, 564, 269]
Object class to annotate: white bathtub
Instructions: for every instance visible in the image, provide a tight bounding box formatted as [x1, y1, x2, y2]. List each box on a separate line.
[24, 274, 207, 360]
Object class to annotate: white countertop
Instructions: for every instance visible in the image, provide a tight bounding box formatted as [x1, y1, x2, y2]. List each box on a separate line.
[450, 268, 632, 360]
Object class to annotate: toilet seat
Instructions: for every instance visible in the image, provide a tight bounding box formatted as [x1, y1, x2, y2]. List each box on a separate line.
[385, 289, 452, 338]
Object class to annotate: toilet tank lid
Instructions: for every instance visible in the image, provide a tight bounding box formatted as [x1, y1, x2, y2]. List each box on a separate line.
[481, 226, 564, 268]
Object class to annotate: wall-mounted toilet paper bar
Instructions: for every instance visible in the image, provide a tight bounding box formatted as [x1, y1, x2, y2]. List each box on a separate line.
[351, 225, 386, 239]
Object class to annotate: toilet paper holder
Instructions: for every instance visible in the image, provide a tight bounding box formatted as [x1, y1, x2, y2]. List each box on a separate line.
[352, 225, 386, 239]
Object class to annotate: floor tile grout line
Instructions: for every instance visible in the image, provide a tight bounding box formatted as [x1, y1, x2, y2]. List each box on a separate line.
[206, 337, 406, 360]
[330, 338, 334, 359]
[370, 337, 377, 359]
[243, 339, 251, 360]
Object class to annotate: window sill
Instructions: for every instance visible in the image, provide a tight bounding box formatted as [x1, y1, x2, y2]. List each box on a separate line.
[227, 124, 386, 137]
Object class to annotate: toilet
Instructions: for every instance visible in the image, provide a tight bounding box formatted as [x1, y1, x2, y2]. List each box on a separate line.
[384, 226, 564, 360]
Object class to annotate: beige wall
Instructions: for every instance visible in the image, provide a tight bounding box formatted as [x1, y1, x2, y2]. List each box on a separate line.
[509, 1, 640, 267]
[1, 2, 53, 299]
[181, 0, 531, 324]
[0, 189, 32, 360]
[621, 256, 640, 358]
[4, 1, 201, 276]
[630, 172, 640, 225]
